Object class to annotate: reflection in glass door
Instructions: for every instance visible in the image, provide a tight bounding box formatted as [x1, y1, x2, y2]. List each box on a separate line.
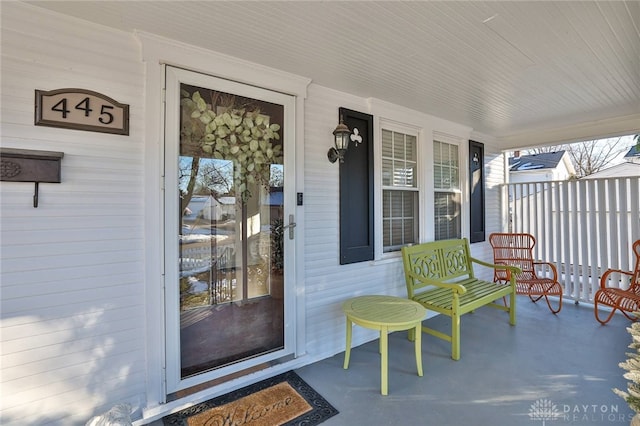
[165, 67, 293, 392]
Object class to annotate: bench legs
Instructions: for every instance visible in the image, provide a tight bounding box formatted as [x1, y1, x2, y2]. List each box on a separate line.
[408, 294, 516, 361]
[411, 314, 461, 361]
[452, 312, 460, 361]
[509, 291, 516, 326]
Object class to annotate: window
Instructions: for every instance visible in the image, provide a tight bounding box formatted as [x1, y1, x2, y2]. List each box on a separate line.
[434, 140, 461, 240]
[382, 128, 418, 252]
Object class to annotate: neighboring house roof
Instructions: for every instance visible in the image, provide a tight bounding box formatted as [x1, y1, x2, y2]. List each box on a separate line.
[583, 162, 640, 179]
[509, 151, 570, 172]
[218, 196, 236, 205]
[624, 144, 640, 159]
[267, 190, 283, 206]
[183, 195, 236, 220]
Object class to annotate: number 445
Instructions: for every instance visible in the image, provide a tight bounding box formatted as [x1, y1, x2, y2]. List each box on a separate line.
[51, 96, 115, 124]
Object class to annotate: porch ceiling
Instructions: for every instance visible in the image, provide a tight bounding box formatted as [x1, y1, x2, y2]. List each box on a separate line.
[24, 1, 640, 147]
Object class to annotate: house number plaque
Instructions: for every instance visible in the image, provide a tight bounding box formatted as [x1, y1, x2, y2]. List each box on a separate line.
[35, 88, 129, 135]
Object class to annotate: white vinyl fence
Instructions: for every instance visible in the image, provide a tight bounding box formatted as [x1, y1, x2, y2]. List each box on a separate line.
[505, 176, 640, 303]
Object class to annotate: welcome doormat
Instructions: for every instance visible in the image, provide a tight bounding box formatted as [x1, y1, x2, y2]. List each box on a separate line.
[163, 371, 338, 426]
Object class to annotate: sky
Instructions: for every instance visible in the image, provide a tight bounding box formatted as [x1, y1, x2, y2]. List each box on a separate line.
[599, 134, 636, 167]
[521, 133, 636, 168]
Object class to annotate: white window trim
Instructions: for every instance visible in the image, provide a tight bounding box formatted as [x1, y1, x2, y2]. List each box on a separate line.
[368, 98, 472, 262]
[375, 118, 424, 260]
[432, 131, 469, 240]
[380, 125, 422, 254]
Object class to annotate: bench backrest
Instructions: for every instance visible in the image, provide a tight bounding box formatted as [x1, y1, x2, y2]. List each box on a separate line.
[489, 233, 536, 282]
[401, 238, 474, 298]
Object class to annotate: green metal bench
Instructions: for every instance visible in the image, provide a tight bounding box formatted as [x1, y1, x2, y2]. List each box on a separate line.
[401, 238, 519, 360]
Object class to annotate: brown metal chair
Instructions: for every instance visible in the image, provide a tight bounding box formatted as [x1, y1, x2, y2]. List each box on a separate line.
[489, 232, 563, 314]
[594, 239, 640, 325]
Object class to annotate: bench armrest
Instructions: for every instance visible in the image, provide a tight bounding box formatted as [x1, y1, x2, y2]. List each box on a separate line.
[470, 256, 521, 276]
[404, 270, 468, 294]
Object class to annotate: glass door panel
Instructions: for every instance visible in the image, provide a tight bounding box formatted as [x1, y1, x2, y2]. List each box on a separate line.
[165, 67, 293, 391]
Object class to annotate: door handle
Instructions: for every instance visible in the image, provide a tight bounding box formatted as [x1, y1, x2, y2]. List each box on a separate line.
[282, 214, 296, 240]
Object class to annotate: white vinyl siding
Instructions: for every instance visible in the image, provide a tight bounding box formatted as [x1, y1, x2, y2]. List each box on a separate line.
[302, 85, 395, 354]
[1, 4, 145, 425]
[484, 147, 508, 236]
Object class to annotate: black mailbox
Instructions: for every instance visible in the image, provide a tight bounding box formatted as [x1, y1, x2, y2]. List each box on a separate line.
[0, 147, 64, 207]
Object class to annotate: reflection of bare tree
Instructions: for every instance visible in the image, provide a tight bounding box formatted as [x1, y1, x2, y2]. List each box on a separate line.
[197, 161, 233, 195]
[179, 88, 205, 216]
[269, 165, 284, 188]
[180, 159, 235, 219]
[181, 158, 200, 218]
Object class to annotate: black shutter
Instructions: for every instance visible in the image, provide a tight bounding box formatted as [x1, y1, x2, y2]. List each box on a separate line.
[339, 108, 374, 264]
[469, 140, 485, 243]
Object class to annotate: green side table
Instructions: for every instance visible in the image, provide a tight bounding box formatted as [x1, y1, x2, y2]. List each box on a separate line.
[342, 295, 427, 395]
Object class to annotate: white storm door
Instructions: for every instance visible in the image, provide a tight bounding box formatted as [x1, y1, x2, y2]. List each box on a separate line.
[164, 66, 296, 393]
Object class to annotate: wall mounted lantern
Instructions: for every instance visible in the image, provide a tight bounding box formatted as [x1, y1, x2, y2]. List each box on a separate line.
[327, 116, 351, 163]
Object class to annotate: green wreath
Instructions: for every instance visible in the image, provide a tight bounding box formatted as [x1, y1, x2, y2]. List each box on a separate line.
[181, 90, 283, 202]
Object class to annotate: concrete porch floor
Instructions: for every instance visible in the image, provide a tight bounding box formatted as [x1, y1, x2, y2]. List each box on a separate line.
[155, 298, 634, 426]
[295, 298, 634, 426]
